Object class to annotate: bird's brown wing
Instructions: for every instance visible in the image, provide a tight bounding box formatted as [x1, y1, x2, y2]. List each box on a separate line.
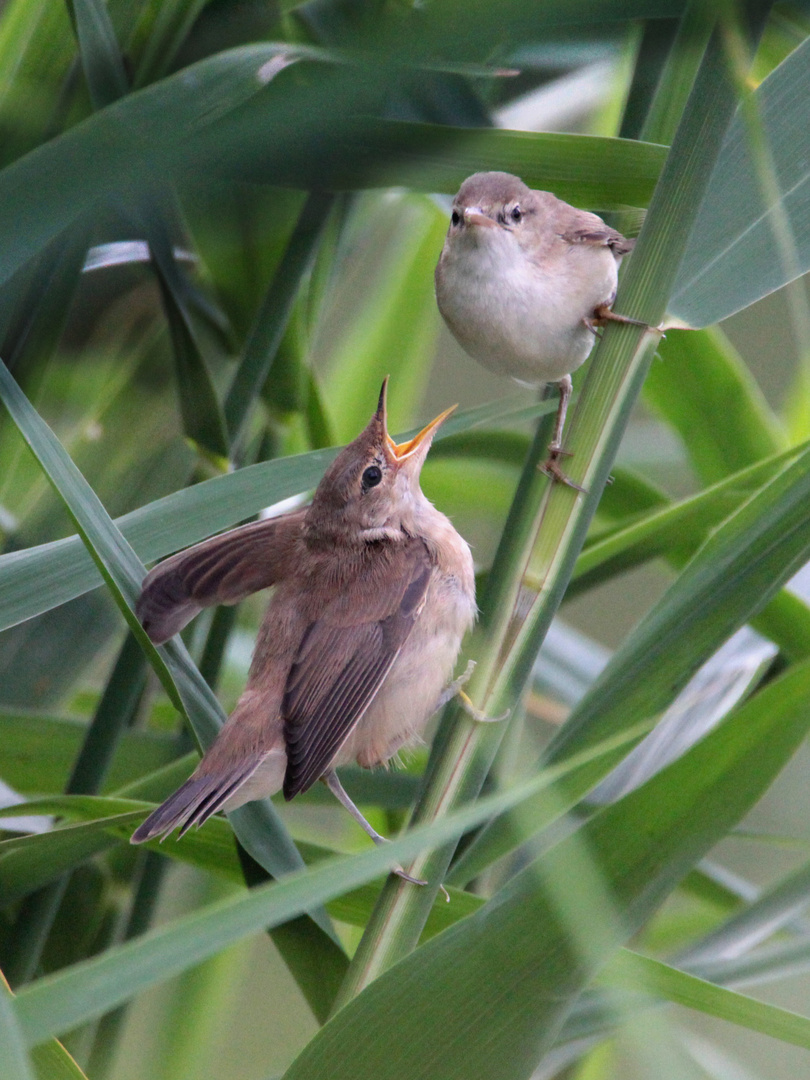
[282, 539, 433, 798]
[136, 510, 306, 644]
[560, 225, 635, 257]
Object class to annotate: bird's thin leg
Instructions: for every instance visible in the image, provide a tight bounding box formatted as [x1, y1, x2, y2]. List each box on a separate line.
[434, 659, 509, 723]
[539, 376, 586, 492]
[434, 659, 476, 710]
[323, 770, 427, 886]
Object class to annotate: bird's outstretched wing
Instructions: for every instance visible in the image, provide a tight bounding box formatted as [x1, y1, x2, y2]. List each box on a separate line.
[136, 510, 306, 643]
[282, 538, 433, 798]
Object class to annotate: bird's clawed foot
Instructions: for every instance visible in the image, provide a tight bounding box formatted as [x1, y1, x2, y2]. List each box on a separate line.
[588, 303, 666, 335]
[458, 689, 510, 724]
[540, 445, 587, 492]
[323, 770, 428, 885]
[392, 859, 429, 887]
[582, 317, 603, 337]
[438, 660, 509, 723]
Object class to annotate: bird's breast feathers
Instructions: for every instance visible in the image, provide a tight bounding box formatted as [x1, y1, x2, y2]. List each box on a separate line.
[437, 229, 618, 383]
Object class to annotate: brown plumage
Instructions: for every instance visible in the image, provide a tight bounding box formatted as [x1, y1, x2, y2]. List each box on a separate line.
[131, 381, 476, 858]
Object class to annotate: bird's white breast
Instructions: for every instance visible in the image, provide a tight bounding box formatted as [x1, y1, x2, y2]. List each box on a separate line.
[436, 228, 618, 384]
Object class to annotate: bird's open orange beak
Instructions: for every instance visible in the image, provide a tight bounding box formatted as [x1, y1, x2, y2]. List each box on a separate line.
[387, 403, 457, 460]
[375, 377, 456, 461]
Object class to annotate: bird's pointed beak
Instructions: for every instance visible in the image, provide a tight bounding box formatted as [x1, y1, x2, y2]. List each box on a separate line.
[375, 376, 390, 426]
[374, 378, 455, 462]
[463, 207, 498, 229]
[386, 403, 457, 462]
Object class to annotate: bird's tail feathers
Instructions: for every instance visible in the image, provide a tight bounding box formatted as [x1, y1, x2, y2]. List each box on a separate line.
[131, 758, 262, 844]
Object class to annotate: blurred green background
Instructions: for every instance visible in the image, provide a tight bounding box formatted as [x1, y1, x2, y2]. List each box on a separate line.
[3, 3, 810, 1079]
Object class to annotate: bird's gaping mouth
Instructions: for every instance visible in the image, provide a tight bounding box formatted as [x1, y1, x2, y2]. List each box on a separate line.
[387, 403, 457, 460]
[375, 378, 457, 461]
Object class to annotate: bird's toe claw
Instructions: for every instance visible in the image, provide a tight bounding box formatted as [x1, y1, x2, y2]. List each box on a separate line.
[540, 448, 588, 492]
[459, 689, 510, 724]
[393, 865, 428, 887]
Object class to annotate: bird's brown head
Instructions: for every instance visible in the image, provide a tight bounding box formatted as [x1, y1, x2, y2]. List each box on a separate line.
[307, 379, 456, 542]
[447, 171, 537, 238]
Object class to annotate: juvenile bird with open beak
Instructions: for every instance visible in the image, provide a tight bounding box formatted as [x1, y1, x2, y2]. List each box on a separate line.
[435, 171, 646, 485]
[131, 381, 476, 883]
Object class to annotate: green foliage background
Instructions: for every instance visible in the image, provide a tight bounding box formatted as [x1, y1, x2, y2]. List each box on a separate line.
[3, 1, 810, 1078]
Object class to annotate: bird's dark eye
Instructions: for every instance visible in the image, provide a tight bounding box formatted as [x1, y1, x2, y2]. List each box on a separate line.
[510, 205, 522, 222]
[451, 209, 460, 226]
[361, 465, 383, 492]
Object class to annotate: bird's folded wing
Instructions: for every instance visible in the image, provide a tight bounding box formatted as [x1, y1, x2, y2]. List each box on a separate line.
[282, 539, 433, 798]
[136, 510, 306, 643]
[560, 225, 635, 256]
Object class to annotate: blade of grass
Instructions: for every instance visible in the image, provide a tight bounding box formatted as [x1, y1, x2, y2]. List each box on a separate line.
[69, 0, 128, 109]
[603, 949, 810, 1052]
[1, 632, 146, 985]
[0, 974, 35, 1080]
[148, 217, 230, 460]
[677, 856, 810, 966]
[281, 656, 810, 1080]
[643, 327, 785, 485]
[570, 442, 802, 596]
[0, 712, 173, 794]
[671, 34, 810, 326]
[224, 191, 335, 447]
[10, 720, 653, 1046]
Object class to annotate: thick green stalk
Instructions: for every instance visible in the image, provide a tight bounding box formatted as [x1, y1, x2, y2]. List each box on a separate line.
[333, 3, 770, 1008]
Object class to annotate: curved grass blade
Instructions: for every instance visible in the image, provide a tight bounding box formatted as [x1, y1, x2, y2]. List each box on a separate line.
[0, 795, 484, 940]
[678, 856, 810, 967]
[548, 442, 810, 767]
[570, 443, 803, 596]
[0, 712, 174, 797]
[0, 974, 35, 1080]
[0, 32, 666, 293]
[671, 36, 810, 326]
[590, 625, 776, 803]
[603, 949, 810, 1053]
[10, 721, 650, 1046]
[70, 0, 128, 109]
[643, 327, 785, 485]
[0, 43, 299, 289]
[2, 970, 89, 1080]
[280, 658, 810, 1080]
[225, 190, 335, 445]
[264, 121, 667, 210]
[149, 220, 230, 459]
